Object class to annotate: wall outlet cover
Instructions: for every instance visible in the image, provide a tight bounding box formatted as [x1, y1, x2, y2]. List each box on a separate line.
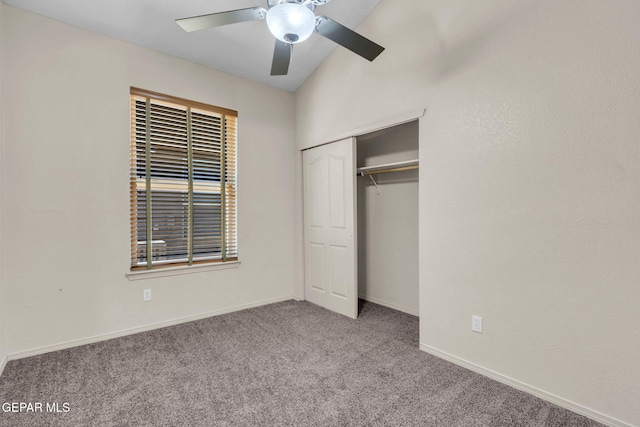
[472, 315, 482, 333]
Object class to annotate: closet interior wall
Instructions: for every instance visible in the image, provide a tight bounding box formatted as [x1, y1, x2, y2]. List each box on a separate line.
[357, 121, 419, 316]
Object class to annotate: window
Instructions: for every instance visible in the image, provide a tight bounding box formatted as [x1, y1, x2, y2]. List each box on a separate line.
[130, 88, 237, 270]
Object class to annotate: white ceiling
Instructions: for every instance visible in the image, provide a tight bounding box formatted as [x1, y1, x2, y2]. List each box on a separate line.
[3, 0, 383, 92]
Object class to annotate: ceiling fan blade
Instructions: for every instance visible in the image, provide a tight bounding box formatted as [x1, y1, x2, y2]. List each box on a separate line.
[314, 16, 384, 61]
[271, 40, 292, 76]
[176, 7, 266, 32]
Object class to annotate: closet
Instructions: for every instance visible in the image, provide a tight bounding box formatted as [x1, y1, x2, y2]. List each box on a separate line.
[302, 119, 419, 319]
[356, 120, 419, 316]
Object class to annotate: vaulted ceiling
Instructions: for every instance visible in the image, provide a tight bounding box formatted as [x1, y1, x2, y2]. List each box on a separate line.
[3, 0, 383, 92]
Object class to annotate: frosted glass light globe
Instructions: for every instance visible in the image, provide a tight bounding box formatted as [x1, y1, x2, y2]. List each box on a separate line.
[266, 3, 316, 44]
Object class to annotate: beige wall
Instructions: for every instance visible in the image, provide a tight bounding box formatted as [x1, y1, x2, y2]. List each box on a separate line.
[296, 0, 640, 425]
[0, 2, 7, 373]
[1, 5, 296, 357]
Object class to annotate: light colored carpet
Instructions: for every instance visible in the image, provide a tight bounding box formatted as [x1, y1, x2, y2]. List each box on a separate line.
[0, 300, 602, 426]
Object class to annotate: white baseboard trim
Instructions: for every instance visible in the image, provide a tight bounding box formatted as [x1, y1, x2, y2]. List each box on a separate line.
[359, 294, 419, 317]
[419, 343, 632, 427]
[0, 354, 7, 377]
[8, 295, 294, 362]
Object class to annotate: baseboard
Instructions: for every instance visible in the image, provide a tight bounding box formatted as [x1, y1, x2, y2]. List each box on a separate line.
[8, 295, 294, 361]
[359, 294, 419, 316]
[419, 343, 632, 427]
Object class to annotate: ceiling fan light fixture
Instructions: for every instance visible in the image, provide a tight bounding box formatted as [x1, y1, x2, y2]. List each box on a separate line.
[266, 3, 316, 44]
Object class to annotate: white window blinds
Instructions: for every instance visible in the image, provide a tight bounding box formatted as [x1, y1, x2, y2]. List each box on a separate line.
[130, 88, 238, 270]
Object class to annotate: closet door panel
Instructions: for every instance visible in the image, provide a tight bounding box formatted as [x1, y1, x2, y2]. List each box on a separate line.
[303, 138, 357, 319]
[328, 155, 346, 229]
[329, 244, 349, 299]
[307, 155, 328, 229]
[307, 243, 326, 293]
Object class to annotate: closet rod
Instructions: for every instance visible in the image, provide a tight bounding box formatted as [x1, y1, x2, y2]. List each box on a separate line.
[358, 165, 418, 176]
[357, 159, 419, 176]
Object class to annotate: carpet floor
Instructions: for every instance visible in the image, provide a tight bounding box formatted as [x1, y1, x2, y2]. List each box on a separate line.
[0, 300, 603, 426]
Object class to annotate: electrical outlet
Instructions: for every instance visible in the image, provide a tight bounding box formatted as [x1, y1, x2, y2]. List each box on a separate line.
[471, 315, 483, 333]
[143, 289, 151, 302]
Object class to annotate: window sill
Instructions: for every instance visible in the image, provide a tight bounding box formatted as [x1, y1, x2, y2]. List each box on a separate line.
[126, 261, 241, 281]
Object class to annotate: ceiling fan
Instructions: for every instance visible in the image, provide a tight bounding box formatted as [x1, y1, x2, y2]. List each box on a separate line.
[176, 0, 385, 76]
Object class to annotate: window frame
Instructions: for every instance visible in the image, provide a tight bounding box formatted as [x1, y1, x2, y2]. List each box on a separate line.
[129, 87, 238, 272]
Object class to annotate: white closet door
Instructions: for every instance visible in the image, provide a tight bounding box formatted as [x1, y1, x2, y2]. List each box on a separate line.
[303, 138, 357, 319]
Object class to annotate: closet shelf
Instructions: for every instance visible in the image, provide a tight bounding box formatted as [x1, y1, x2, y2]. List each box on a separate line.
[357, 159, 419, 176]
